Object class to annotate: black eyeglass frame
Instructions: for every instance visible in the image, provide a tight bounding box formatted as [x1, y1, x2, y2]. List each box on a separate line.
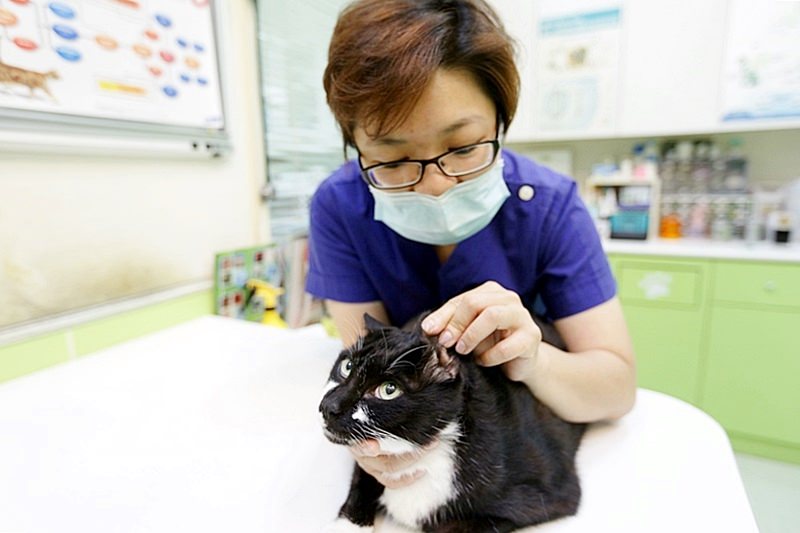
[357, 139, 500, 190]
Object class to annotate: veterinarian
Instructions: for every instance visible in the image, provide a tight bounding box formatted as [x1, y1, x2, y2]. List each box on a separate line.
[306, 0, 636, 489]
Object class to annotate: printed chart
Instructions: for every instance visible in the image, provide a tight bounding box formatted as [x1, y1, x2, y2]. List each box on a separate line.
[720, 0, 800, 122]
[533, 3, 622, 134]
[0, 0, 223, 130]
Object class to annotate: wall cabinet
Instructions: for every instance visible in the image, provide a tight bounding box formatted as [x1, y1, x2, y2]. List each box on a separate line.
[490, 0, 800, 143]
[608, 253, 800, 464]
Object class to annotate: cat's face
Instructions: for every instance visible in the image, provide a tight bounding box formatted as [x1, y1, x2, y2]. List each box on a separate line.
[319, 317, 462, 454]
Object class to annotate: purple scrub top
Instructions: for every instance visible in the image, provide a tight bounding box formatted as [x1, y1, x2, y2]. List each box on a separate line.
[306, 150, 616, 327]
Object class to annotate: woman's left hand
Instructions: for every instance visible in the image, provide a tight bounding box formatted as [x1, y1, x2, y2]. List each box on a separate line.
[421, 281, 543, 382]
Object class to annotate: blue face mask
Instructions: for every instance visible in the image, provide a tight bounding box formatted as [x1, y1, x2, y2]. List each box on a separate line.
[369, 155, 509, 245]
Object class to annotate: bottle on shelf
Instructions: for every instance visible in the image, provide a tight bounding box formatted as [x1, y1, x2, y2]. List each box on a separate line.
[723, 138, 749, 193]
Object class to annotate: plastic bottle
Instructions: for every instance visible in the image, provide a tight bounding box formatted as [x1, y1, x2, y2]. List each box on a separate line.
[709, 143, 725, 193]
[632, 143, 647, 180]
[675, 141, 694, 193]
[660, 146, 678, 194]
[643, 140, 659, 181]
[710, 199, 732, 241]
[691, 141, 712, 194]
[724, 138, 748, 192]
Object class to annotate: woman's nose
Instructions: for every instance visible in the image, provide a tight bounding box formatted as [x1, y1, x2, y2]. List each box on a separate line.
[412, 163, 458, 196]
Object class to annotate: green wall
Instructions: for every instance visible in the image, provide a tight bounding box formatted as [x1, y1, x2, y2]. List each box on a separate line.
[0, 290, 214, 384]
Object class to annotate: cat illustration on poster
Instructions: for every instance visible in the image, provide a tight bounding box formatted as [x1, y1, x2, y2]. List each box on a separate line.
[0, 61, 60, 102]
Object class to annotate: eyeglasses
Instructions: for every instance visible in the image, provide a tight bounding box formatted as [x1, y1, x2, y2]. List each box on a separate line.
[358, 139, 500, 190]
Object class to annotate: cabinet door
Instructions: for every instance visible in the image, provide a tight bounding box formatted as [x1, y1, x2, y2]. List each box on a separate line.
[702, 307, 800, 445]
[616, 259, 708, 405]
[623, 306, 705, 405]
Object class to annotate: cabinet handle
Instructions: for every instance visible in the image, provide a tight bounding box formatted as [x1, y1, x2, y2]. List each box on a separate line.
[763, 280, 778, 292]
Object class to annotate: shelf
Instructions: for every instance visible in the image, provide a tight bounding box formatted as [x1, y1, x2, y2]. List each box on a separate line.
[603, 238, 800, 263]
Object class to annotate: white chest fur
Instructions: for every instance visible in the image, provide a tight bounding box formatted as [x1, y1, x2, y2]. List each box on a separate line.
[378, 422, 462, 529]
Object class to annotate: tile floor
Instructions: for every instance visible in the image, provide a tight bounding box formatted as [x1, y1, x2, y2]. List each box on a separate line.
[735, 453, 800, 533]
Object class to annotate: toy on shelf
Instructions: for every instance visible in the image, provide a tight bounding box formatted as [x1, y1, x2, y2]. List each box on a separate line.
[215, 245, 282, 322]
[244, 279, 287, 328]
[213, 239, 324, 328]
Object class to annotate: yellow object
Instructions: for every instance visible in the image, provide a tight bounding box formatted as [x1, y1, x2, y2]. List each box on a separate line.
[320, 315, 339, 338]
[245, 279, 287, 328]
[659, 213, 682, 239]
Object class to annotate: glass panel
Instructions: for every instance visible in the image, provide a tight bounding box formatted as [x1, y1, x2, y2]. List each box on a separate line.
[256, 0, 352, 242]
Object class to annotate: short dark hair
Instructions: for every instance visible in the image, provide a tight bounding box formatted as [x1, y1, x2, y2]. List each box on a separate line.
[324, 0, 520, 147]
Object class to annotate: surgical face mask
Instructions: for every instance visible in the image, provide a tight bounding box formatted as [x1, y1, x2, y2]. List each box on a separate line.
[369, 155, 509, 245]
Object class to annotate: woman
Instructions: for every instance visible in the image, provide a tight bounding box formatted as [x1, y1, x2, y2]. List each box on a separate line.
[307, 0, 636, 490]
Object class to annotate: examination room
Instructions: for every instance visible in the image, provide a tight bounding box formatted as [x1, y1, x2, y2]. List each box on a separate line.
[2, 0, 800, 532]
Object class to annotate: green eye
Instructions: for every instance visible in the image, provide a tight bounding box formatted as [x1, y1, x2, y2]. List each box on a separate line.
[376, 381, 403, 400]
[339, 358, 353, 379]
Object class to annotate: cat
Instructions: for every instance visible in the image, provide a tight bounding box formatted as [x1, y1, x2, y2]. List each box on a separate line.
[0, 61, 59, 101]
[319, 313, 586, 533]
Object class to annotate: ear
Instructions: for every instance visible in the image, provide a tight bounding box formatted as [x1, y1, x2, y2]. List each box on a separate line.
[363, 313, 389, 332]
[429, 345, 460, 383]
[405, 311, 431, 334]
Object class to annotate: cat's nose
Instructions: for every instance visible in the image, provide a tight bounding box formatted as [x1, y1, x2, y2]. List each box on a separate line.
[319, 396, 345, 422]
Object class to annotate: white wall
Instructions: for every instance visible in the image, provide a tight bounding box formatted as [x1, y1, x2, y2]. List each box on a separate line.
[0, 0, 269, 327]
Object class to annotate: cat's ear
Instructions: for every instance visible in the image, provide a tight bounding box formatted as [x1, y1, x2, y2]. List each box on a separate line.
[428, 345, 460, 382]
[407, 312, 432, 335]
[363, 313, 389, 332]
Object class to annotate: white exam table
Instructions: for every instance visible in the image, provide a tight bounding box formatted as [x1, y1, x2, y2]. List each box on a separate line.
[0, 316, 759, 532]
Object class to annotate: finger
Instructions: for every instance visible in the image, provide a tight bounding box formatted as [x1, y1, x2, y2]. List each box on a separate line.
[379, 469, 426, 489]
[455, 304, 520, 355]
[356, 455, 426, 488]
[349, 439, 382, 458]
[421, 296, 462, 336]
[421, 281, 507, 338]
[477, 329, 540, 368]
[355, 450, 418, 474]
[439, 288, 512, 349]
[472, 332, 501, 358]
[357, 454, 400, 474]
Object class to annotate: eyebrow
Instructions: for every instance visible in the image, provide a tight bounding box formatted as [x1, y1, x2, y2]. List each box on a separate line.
[371, 115, 487, 146]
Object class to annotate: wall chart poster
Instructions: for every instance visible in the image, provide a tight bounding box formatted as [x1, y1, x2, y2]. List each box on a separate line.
[720, 0, 800, 122]
[0, 0, 224, 130]
[533, 3, 622, 134]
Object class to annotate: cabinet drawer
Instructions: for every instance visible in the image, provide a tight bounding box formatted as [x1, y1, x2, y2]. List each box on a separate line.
[714, 262, 800, 308]
[618, 261, 702, 307]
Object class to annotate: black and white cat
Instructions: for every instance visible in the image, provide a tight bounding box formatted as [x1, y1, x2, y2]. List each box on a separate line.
[319, 314, 586, 532]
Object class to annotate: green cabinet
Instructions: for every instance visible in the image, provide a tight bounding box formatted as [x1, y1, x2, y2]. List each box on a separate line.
[611, 256, 709, 405]
[608, 253, 800, 464]
[701, 261, 800, 453]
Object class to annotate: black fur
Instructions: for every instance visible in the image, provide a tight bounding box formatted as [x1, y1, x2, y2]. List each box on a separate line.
[319, 313, 585, 532]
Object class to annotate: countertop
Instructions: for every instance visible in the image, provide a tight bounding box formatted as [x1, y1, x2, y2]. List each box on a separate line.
[0, 316, 759, 533]
[603, 237, 800, 263]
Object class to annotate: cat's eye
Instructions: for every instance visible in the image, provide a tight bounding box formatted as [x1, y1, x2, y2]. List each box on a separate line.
[376, 381, 403, 400]
[338, 358, 353, 379]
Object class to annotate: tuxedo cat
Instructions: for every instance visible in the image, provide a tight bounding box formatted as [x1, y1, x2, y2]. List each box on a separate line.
[319, 314, 585, 532]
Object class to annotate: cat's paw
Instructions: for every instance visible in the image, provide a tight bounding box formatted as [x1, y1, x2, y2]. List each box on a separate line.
[325, 517, 374, 532]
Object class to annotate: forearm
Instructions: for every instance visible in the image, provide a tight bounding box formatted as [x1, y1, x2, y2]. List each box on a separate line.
[524, 342, 637, 423]
[326, 299, 389, 347]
